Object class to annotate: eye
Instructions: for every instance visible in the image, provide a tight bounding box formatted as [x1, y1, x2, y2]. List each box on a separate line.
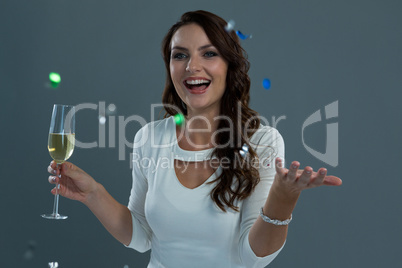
[172, 53, 187, 60]
[204, 51, 218, 58]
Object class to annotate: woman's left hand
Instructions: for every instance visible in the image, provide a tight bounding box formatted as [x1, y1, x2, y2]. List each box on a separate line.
[273, 157, 342, 196]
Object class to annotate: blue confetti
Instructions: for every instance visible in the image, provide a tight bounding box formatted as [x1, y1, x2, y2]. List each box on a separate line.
[236, 30, 252, 40]
[262, 79, 271, 90]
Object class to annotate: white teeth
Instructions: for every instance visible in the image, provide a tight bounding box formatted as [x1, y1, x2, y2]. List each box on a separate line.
[186, 79, 210, 85]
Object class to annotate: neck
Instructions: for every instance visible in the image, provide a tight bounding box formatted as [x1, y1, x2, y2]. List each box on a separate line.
[181, 108, 220, 150]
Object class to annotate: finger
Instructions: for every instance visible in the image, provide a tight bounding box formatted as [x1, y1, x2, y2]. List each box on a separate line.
[50, 186, 60, 196]
[48, 175, 59, 184]
[323, 175, 343, 186]
[308, 168, 327, 187]
[287, 161, 300, 181]
[50, 161, 62, 176]
[47, 165, 57, 175]
[297, 166, 313, 186]
[50, 161, 58, 170]
[275, 157, 287, 177]
[50, 183, 65, 195]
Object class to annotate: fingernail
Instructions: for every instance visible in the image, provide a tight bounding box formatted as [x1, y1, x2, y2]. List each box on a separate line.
[306, 170, 312, 174]
[292, 164, 297, 169]
[52, 169, 56, 174]
[52, 177, 56, 182]
[320, 170, 326, 175]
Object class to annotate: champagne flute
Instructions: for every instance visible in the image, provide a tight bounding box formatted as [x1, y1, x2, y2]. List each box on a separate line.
[42, 104, 75, 220]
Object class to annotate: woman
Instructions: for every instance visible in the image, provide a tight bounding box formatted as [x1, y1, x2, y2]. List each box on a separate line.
[47, 10, 342, 267]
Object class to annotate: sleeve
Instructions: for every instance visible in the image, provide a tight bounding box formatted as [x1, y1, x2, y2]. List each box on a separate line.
[125, 125, 153, 253]
[238, 127, 286, 267]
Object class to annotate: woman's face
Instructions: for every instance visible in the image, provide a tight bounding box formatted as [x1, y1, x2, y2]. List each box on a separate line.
[169, 23, 228, 115]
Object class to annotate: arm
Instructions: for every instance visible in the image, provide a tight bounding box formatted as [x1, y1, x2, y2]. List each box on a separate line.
[248, 158, 342, 257]
[48, 162, 133, 246]
[248, 164, 299, 257]
[84, 182, 133, 246]
[238, 127, 287, 267]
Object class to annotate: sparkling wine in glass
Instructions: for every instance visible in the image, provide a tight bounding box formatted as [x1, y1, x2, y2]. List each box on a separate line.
[42, 104, 75, 220]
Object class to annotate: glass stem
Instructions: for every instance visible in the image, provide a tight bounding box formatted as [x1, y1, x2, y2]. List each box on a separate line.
[52, 163, 61, 216]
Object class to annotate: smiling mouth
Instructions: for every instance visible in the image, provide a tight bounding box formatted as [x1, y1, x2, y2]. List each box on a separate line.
[184, 79, 211, 91]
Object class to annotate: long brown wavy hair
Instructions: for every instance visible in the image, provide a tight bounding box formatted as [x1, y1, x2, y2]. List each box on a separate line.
[161, 10, 261, 212]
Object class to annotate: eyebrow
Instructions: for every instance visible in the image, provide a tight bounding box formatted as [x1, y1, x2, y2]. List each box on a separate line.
[171, 44, 215, 51]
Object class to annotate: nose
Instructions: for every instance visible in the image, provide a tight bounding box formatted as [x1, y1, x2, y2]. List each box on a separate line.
[185, 57, 201, 73]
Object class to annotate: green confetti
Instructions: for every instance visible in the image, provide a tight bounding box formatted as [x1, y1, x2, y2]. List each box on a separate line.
[49, 72, 61, 88]
[174, 113, 185, 126]
[49, 72, 61, 83]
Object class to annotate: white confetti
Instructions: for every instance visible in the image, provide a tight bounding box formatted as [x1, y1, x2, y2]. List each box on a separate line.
[48, 262, 59, 268]
[99, 116, 106, 125]
[108, 103, 116, 112]
[225, 20, 235, 32]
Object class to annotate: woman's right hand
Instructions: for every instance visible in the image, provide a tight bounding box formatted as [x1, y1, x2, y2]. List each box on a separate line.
[47, 161, 98, 204]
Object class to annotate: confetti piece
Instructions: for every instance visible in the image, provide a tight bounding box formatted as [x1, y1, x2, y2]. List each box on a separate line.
[263, 157, 272, 167]
[106, 103, 117, 115]
[242, 144, 249, 152]
[49, 72, 61, 88]
[225, 20, 235, 32]
[239, 150, 247, 158]
[99, 116, 106, 125]
[239, 144, 249, 158]
[23, 240, 36, 260]
[23, 250, 34, 260]
[174, 113, 185, 126]
[262, 79, 271, 90]
[108, 103, 116, 112]
[49, 72, 61, 83]
[236, 30, 252, 40]
[48, 262, 59, 268]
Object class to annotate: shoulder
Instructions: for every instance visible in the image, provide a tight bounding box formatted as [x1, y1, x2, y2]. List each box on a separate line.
[249, 124, 284, 146]
[133, 117, 174, 149]
[137, 117, 172, 133]
[249, 124, 285, 176]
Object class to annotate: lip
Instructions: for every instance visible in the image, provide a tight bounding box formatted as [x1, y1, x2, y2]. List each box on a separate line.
[183, 77, 211, 95]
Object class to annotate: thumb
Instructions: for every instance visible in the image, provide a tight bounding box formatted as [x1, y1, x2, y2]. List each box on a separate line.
[275, 157, 286, 176]
[323, 175, 343, 186]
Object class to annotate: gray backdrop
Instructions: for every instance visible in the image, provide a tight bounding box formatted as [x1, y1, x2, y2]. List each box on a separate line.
[1, 0, 401, 267]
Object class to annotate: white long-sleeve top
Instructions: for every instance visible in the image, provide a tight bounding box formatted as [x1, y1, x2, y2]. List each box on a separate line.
[126, 116, 285, 268]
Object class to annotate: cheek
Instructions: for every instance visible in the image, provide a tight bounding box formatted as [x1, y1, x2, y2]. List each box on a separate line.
[211, 61, 228, 80]
[170, 63, 183, 82]
[169, 63, 175, 78]
[170, 66, 184, 94]
[216, 65, 228, 85]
